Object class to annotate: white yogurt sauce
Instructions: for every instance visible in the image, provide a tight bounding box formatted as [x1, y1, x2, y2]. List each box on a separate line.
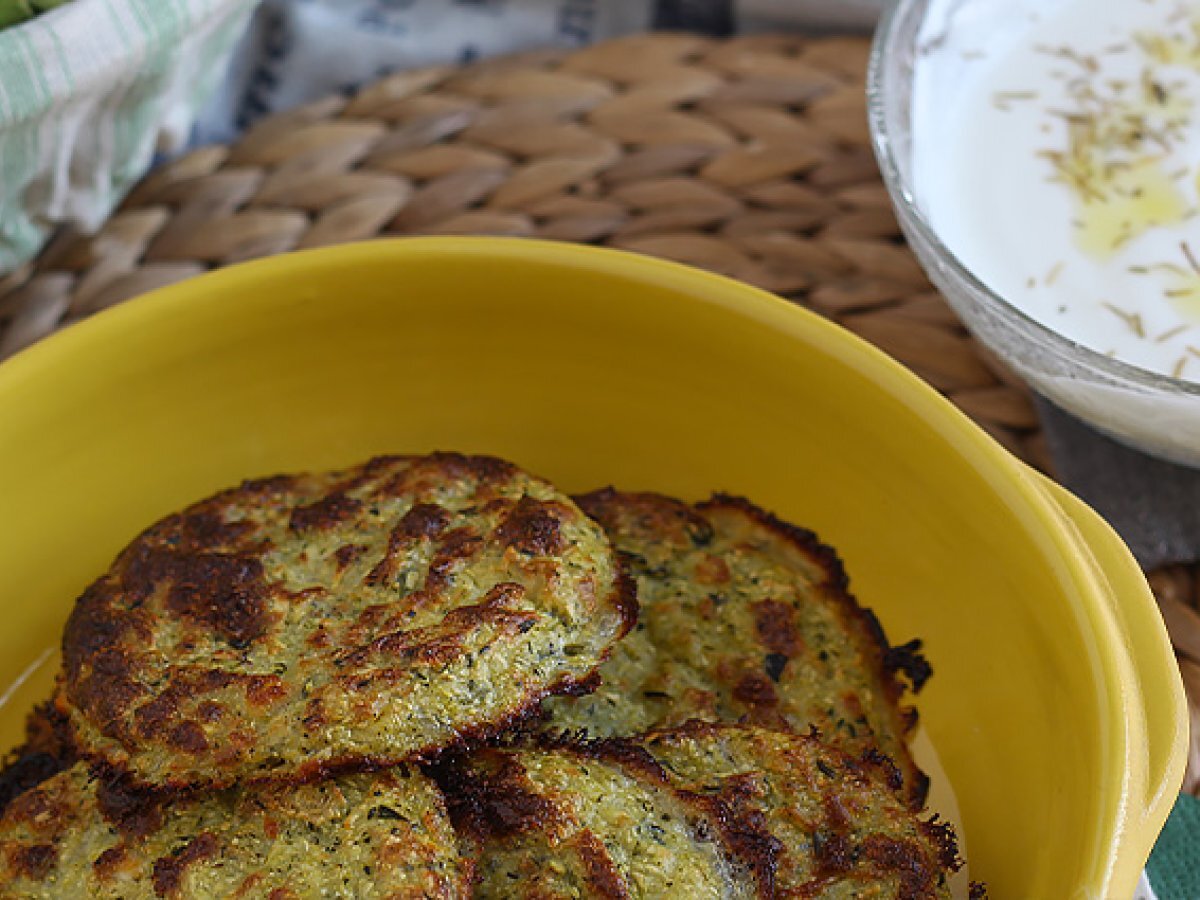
[913, 0, 1200, 381]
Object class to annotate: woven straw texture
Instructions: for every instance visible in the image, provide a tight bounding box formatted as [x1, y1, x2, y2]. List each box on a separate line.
[0, 32, 1197, 793]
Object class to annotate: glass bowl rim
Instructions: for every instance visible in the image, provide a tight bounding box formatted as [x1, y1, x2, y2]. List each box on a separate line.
[865, 0, 1200, 401]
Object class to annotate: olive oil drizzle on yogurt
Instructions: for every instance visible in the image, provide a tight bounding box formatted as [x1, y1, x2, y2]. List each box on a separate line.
[914, 0, 1200, 380]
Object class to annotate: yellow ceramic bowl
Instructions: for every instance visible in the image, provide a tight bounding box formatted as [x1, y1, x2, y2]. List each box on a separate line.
[0, 238, 1185, 897]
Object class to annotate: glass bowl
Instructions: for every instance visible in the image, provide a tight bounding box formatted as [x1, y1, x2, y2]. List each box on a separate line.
[867, 0, 1200, 467]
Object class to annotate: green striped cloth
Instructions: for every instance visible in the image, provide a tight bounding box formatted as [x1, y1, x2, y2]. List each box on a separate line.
[0, 0, 257, 273]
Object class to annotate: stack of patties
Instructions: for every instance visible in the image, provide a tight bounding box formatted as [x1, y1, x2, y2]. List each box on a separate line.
[0, 457, 968, 898]
[0, 454, 633, 897]
[435, 489, 965, 899]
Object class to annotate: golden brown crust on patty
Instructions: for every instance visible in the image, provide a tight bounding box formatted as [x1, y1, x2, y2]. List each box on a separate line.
[0, 702, 74, 818]
[433, 742, 762, 899]
[434, 723, 958, 899]
[544, 489, 928, 808]
[0, 761, 471, 898]
[60, 453, 634, 790]
[634, 722, 959, 899]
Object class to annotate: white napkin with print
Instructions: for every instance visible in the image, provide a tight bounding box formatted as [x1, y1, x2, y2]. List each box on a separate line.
[195, 0, 888, 143]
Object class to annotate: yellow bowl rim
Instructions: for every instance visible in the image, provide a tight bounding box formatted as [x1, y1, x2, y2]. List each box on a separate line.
[0, 236, 1186, 892]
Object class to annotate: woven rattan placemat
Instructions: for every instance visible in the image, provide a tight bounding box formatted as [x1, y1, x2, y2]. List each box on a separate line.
[1, 32, 1196, 792]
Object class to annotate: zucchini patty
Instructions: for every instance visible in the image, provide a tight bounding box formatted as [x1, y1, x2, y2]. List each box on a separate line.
[60, 453, 634, 790]
[638, 722, 960, 899]
[544, 490, 929, 807]
[435, 724, 959, 899]
[0, 762, 470, 898]
[434, 743, 760, 899]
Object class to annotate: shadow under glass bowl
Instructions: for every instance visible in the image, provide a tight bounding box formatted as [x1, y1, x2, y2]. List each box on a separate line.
[867, 0, 1200, 467]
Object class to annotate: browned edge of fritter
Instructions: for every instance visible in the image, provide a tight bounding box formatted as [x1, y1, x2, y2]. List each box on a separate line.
[53, 452, 637, 794]
[633, 719, 963, 897]
[574, 487, 931, 810]
[0, 701, 75, 818]
[81, 558, 629, 793]
[427, 729, 783, 898]
[701, 492, 931, 809]
[0, 759, 212, 886]
[54, 622, 629, 796]
[0, 754, 480, 894]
